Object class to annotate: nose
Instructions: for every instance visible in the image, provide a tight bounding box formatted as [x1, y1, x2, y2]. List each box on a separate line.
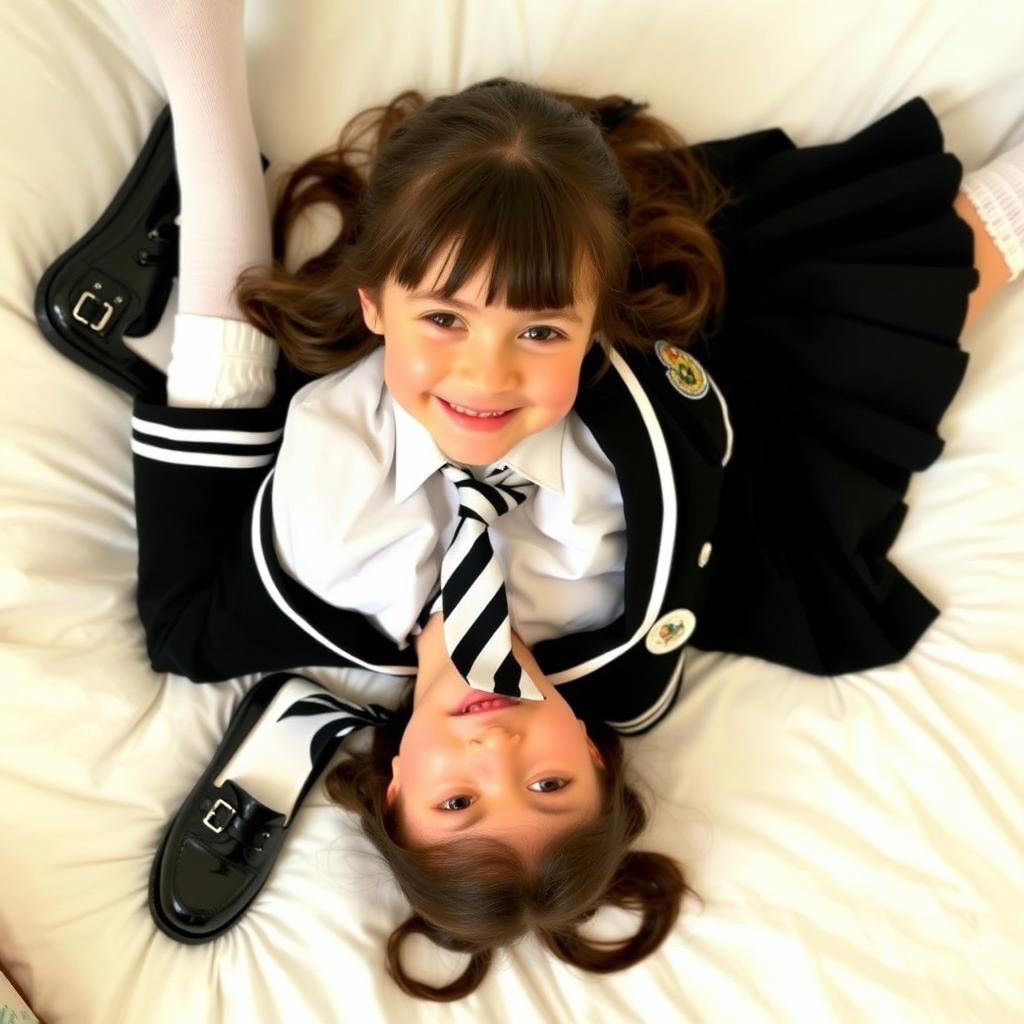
[458, 337, 518, 393]
[468, 725, 521, 750]
[466, 726, 521, 783]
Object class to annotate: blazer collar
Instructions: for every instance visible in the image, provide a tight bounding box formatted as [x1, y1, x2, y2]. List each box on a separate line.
[535, 345, 678, 685]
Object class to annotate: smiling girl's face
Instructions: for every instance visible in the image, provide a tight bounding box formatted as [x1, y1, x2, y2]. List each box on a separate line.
[386, 613, 606, 863]
[359, 247, 598, 466]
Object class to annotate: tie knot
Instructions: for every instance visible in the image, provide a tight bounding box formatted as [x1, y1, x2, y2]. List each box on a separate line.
[441, 462, 532, 525]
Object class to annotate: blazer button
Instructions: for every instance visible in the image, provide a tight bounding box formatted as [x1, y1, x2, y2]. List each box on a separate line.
[698, 542, 712, 568]
[645, 609, 696, 654]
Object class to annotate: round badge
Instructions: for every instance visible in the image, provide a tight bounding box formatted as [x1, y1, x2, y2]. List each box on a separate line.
[655, 340, 709, 400]
[645, 608, 697, 655]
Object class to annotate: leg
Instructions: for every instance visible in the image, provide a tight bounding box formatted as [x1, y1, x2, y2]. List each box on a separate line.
[124, 0, 277, 407]
[958, 140, 1024, 329]
[124, 0, 270, 318]
[149, 673, 395, 943]
[955, 191, 1012, 330]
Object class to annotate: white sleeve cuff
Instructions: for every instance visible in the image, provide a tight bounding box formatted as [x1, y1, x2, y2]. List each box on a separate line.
[167, 313, 279, 409]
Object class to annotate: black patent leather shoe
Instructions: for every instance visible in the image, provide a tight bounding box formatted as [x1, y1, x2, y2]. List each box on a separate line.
[35, 105, 179, 398]
[149, 673, 393, 944]
[34, 105, 270, 399]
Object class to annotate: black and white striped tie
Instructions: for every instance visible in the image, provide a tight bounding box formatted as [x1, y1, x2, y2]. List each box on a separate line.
[276, 685, 396, 769]
[437, 462, 544, 702]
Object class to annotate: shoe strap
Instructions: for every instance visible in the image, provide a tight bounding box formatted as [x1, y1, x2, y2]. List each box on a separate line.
[200, 780, 284, 853]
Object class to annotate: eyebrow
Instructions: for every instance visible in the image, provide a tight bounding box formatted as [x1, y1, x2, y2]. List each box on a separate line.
[410, 290, 585, 326]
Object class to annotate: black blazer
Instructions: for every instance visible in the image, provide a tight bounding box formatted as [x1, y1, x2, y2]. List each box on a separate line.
[132, 339, 730, 736]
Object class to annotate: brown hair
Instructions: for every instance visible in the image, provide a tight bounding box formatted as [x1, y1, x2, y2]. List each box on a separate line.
[236, 77, 731, 378]
[325, 687, 696, 1001]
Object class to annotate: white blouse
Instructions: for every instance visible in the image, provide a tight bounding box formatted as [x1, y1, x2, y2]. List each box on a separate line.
[167, 315, 627, 647]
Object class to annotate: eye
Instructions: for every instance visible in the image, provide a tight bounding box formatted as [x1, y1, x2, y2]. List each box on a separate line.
[438, 794, 474, 812]
[529, 776, 570, 794]
[522, 326, 565, 343]
[423, 312, 462, 330]
[438, 777, 571, 812]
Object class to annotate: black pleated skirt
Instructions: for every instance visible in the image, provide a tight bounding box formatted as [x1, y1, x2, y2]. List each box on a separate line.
[688, 97, 979, 674]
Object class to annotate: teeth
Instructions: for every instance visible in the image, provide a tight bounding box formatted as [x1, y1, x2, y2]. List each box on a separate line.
[449, 402, 506, 418]
[462, 699, 513, 714]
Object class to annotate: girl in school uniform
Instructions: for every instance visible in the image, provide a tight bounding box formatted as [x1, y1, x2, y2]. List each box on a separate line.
[38, 0, 1020, 1002]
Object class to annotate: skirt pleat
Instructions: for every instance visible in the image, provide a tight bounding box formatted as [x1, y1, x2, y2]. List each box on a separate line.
[689, 97, 980, 674]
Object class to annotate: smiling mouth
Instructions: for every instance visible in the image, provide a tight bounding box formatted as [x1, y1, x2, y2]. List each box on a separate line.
[446, 401, 510, 418]
[451, 694, 522, 715]
[437, 397, 518, 422]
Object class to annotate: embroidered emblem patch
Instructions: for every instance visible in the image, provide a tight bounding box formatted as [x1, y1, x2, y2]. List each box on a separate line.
[645, 608, 697, 654]
[655, 340, 708, 399]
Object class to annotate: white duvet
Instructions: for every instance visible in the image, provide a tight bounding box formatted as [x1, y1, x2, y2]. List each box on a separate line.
[1, 1, 1023, 1021]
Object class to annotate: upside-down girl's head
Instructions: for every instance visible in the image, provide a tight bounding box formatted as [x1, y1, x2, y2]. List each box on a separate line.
[326, 613, 694, 1002]
[238, 78, 731, 454]
[386, 614, 606, 859]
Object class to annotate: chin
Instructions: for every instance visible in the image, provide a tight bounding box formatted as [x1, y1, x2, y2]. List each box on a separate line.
[438, 433, 516, 466]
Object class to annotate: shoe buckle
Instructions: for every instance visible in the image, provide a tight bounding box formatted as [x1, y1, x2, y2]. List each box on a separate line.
[203, 798, 236, 834]
[71, 290, 115, 332]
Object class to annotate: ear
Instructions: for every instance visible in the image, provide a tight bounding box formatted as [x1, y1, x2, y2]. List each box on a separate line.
[578, 720, 607, 771]
[357, 286, 384, 335]
[385, 755, 400, 807]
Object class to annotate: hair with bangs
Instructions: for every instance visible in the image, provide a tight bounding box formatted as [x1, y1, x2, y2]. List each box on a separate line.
[236, 77, 730, 378]
[325, 687, 696, 1002]
[372, 139, 617, 320]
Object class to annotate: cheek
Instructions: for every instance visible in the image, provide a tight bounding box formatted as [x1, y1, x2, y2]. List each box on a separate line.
[383, 329, 445, 400]
[397, 714, 451, 786]
[518, 712, 595, 780]
[397, 711, 427, 763]
[543, 710, 589, 754]
[527, 353, 584, 415]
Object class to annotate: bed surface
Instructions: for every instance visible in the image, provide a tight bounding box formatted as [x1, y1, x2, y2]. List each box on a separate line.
[2, 1, 1023, 1021]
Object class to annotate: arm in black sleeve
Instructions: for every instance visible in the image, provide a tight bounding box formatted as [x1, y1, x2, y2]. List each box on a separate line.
[131, 398, 346, 681]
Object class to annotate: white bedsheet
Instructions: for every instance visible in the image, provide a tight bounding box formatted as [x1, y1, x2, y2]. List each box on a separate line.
[1, 1, 1023, 1021]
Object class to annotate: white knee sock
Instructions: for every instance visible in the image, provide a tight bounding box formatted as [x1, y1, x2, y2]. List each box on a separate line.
[124, 0, 270, 316]
[212, 678, 393, 824]
[124, 0, 278, 408]
[961, 140, 1024, 283]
